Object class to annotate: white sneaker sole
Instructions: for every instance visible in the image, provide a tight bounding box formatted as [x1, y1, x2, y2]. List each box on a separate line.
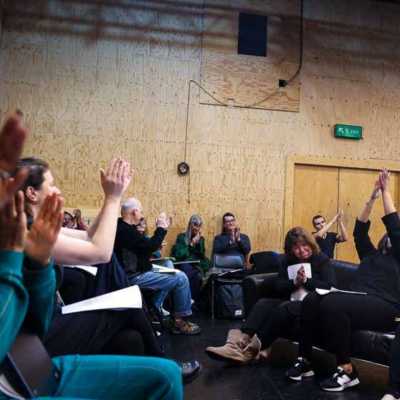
[321, 378, 360, 392]
[288, 370, 315, 381]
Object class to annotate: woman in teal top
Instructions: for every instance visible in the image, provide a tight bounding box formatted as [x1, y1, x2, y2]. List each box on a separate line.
[0, 114, 182, 400]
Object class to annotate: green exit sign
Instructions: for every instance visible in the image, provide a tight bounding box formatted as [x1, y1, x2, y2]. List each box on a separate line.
[334, 124, 363, 140]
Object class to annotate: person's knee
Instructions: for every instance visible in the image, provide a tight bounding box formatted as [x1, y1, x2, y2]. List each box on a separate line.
[176, 271, 190, 287]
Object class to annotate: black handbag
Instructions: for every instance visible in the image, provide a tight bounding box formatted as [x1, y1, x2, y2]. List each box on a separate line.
[1, 333, 60, 398]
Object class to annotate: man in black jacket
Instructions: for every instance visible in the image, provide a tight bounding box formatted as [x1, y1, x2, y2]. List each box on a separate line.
[115, 197, 201, 335]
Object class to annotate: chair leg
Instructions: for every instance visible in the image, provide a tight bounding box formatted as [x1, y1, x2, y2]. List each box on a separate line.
[211, 277, 215, 320]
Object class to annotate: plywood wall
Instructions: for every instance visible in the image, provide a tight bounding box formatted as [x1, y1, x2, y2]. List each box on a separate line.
[1, 0, 400, 258]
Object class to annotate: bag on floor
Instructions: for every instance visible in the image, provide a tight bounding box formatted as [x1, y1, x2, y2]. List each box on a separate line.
[215, 282, 244, 320]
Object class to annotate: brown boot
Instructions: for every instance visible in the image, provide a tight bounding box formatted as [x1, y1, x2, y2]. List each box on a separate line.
[242, 334, 262, 362]
[205, 330, 259, 364]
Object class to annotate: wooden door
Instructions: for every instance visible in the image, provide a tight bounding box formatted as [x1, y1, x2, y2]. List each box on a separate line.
[292, 165, 339, 236]
[336, 168, 398, 262]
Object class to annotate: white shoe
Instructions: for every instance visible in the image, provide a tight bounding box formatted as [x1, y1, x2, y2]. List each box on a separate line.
[382, 394, 400, 400]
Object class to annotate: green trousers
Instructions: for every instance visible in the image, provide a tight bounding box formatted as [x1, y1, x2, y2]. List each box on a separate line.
[1, 355, 183, 400]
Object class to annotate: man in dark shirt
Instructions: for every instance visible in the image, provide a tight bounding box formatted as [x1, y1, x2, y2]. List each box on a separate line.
[212, 212, 251, 268]
[114, 197, 201, 335]
[312, 211, 348, 258]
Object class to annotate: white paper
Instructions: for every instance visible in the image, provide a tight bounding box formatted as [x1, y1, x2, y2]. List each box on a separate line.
[63, 264, 98, 276]
[152, 264, 177, 274]
[316, 287, 367, 296]
[287, 263, 312, 280]
[62, 285, 142, 314]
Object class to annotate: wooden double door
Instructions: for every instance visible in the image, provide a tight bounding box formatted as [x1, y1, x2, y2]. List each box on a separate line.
[292, 165, 399, 263]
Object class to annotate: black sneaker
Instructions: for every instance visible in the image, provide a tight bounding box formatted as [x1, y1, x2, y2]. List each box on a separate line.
[286, 357, 315, 381]
[320, 366, 360, 392]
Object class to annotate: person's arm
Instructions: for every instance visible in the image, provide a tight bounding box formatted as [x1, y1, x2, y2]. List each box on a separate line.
[379, 169, 400, 261]
[23, 192, 63, 336]
[354, 182, 380, 260]
[336, 210, 349, 242]
[304, 256, 335, 290]
[274, 257, 296, 297]
[313, 214, 338, 238]
[0, 192, 29, 361]
[237, 234, 251, 255]
[171, 233, 191, 261]
[52, 159, 132, 265]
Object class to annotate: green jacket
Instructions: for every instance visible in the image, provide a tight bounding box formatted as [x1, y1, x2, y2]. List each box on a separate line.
[171, 233, 210, 273]
[0, 250, 55, 363]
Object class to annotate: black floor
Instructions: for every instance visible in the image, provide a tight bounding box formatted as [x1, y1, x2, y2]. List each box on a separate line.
[164, 315, 385, 400]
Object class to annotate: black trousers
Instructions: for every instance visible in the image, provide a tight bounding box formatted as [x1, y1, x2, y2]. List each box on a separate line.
[44, 309, 163, 358]
[241, 298, 283, 336]
[389, 324, 400, 396]
[318, 293, 398, 365]
[241, 297, 301, 350]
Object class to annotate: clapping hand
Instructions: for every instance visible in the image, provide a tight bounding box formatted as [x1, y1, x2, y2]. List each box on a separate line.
[379, 168, 390, 193]
[100, 159, 133, 200]
[25, 193, 64, 266]
[295, 266, 307, 286]
[0, 191, 27, 252]
[0, 113, 29, 210]
[191, 232, 201, 246]
[156, 212, 171, 230]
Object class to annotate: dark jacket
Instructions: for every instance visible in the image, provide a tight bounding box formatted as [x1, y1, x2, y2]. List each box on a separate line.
[275, 252, 335, 298]
[212, 233, 251, 259]
[350, 212, 400, 309]
[114, 218, 167, 276]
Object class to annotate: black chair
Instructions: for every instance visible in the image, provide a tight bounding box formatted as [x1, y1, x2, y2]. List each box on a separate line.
[249, 251, 282, 274]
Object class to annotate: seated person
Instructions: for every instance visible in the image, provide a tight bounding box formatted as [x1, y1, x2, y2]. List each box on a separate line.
[137, 217, 174, 269]
[0, 113, 182, 399]
[17, 156, 199, 380]
[72, 208, 89, 231]
[62, 211, 75, 228]
[288, 170, 400, 392]
[312, 210, 348, 258]
[212, 212, 251, 268]
[206, 226, 334, 364]
[382, 323, 400, 400]
[114, 197, 201, 335]
[171, 214, 210, 302]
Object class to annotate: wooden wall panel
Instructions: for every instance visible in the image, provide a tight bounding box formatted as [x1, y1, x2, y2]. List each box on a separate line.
[200, 0, 301, 111]
[1, 0, 400, 259]
[292, 165, 339, 235]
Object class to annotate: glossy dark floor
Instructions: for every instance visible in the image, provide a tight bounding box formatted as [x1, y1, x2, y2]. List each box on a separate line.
[164, 315, 385, 400]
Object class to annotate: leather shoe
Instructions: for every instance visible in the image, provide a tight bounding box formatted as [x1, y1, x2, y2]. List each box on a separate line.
[178, 360, 201, 384]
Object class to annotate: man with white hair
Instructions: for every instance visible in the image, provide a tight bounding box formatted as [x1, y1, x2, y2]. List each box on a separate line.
[115, 197, 201, 335]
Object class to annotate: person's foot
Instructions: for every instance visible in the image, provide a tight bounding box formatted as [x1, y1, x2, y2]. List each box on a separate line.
[320, 366, 360, 392]
[171, 319, 201, 335]
[381, 393, 400, 400]
[178, 360, 201, 384]
[286, 357, 315, 381]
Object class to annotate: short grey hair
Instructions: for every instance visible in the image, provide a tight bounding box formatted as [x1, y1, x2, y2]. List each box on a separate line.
[121, 197, 141, 214]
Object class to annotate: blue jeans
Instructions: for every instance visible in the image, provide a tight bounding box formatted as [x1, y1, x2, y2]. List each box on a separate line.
[129, 271, 192, 317]
[0, 355, 182, 400]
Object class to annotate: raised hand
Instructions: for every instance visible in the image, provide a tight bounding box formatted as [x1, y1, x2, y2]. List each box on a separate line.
[100, 159, 133, 200]
[0, 191, 27, 252]
[191, 232, 201, 246]
[0, 112, 29, 209]
[0, 111, 28, 172]
[379, 168, 390, 193]
[25, 193, 64, 266]
[235, 227, 241, 242]
[156, 212, 170, 230]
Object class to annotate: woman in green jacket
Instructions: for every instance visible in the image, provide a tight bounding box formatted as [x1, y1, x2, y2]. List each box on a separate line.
[171, 215, 210, 303]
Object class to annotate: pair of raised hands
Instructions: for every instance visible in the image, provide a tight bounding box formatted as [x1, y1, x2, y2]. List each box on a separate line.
[156, 212, 171, 230]
[0, 192, 64, 266]
[370, 169, 390, 201]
